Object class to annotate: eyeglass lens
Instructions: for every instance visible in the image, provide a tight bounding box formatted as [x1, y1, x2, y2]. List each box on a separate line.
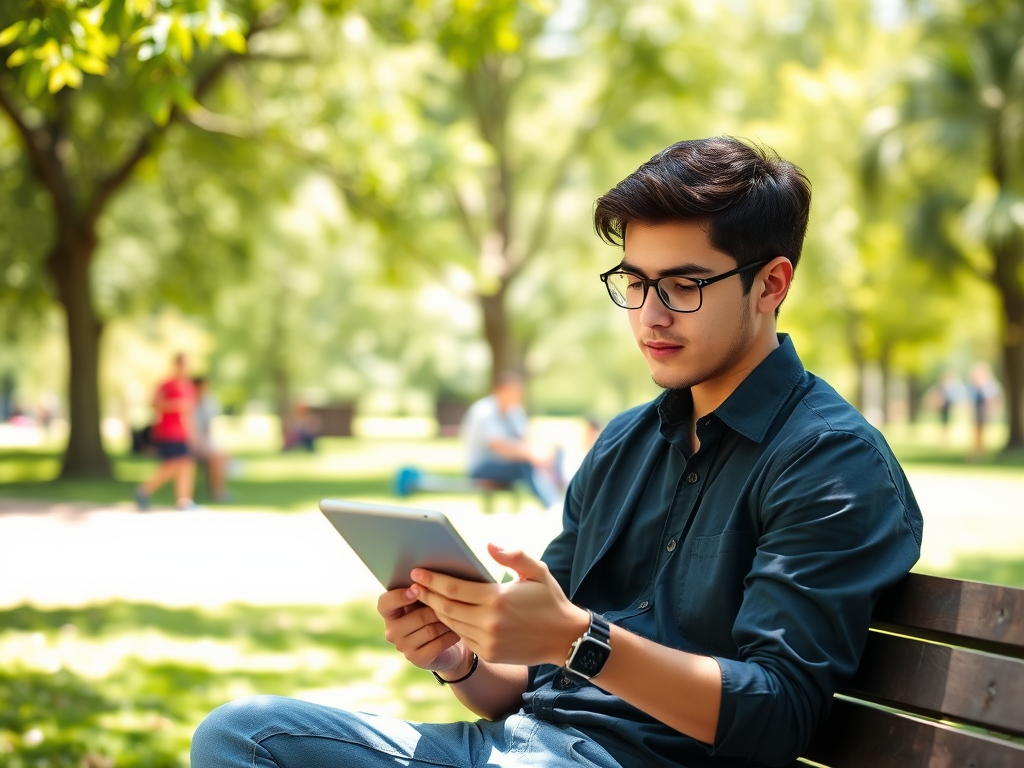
[605, 273, 702, 312]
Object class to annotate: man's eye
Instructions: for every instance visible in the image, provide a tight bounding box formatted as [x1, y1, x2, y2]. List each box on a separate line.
[666, 279, 698, 293]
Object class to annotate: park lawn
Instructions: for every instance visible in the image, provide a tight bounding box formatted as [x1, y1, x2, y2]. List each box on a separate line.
[0, 436, 467, 510]
[1, 426, 1022, 766]
[0, 601, 474, 767]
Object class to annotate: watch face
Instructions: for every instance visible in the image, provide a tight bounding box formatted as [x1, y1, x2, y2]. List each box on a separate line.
[570, 638, 611, 677]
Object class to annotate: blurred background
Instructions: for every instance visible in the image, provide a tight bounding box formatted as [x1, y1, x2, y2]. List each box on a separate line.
[1, 0, 1023, 765]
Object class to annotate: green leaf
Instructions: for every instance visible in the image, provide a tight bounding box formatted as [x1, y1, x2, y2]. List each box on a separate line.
[73, 53, 109, 75]
[219, 28, 247, 54]
[48, 61, 83, 92]
[171, 20, 193, 62]
[6, 48, 28, 67]
[24, 63, 47, 99]
[0, 20, 27, 47]
[169, 79, 199, 112]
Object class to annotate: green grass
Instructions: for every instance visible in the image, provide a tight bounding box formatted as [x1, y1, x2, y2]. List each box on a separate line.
[0, 601, 474, 766]
[0, 436, 468, 510]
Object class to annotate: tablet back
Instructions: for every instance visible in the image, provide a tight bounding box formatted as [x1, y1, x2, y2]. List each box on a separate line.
[319, 499, 496, 590]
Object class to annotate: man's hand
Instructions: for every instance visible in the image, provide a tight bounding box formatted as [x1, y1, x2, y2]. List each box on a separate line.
[408, 544, 589, 667]
[376, 586, 468, 673]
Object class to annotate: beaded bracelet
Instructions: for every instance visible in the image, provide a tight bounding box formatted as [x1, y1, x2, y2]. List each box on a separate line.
[431, 653, 480, 685]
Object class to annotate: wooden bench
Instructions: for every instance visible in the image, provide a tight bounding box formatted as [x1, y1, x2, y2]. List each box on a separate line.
[802, 572, 1024, 766]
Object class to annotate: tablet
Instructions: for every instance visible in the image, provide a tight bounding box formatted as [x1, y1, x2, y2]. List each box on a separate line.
[319, 499, 497, 590]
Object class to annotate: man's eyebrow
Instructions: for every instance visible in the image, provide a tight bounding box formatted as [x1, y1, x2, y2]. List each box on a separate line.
[617, 259, 717, 277]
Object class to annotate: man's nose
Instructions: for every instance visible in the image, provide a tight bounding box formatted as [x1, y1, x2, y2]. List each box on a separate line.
[638, 285, 672, 327]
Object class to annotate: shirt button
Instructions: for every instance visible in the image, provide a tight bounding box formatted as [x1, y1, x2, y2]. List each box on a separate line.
[687, 472, 699, 484]
[639, 600, 649, 609]
[666, 538, 677, 552]
[557, 675, 574, 689]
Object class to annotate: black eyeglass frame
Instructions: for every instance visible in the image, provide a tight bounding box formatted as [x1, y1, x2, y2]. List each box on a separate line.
[599, 259, 772, 314]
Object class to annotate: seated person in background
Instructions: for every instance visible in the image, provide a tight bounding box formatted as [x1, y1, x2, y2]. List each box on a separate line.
[191, 376, 231, 502]
[283, 400, 321, 452]
[460, 371, 562, 509]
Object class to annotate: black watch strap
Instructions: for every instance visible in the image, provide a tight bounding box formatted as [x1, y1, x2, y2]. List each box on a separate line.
[564, 610, 612, 679]
[587, 612, 611, 644]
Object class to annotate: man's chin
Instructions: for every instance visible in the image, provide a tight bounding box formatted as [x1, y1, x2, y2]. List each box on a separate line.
[648, 368, 693, 392]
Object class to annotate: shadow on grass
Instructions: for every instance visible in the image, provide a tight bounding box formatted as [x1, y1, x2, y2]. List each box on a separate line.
[0, 599, 470, 766]
[0, 601, 390, 652]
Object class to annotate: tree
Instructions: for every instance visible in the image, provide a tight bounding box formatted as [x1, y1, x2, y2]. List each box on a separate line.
[0, 0, 296, 478]
[875, 0, 1024, 449]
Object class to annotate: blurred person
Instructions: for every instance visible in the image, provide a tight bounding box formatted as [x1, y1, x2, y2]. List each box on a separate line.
[191, 376, 231, 502]
[192, 138, 923, 768]
[460, 371, 561, 509]
[135, 353, 197, 511]
[283, 400, 321, 452]
[967, 361, 1002, 459]
[926, 370, 963, 443]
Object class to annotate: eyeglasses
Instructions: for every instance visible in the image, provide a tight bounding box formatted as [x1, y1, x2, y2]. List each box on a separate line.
[599, 260, 770, 313]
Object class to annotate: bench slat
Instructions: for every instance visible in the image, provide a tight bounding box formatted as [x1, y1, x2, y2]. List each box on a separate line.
[839, 632, 1024, 737]
[803, 697, 1024, 768]
[872, 574, 1024, 656]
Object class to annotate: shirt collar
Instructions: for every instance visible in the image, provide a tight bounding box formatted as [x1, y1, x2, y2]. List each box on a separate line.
[714, 333, 805, 443]
[656, 334, 805, 446]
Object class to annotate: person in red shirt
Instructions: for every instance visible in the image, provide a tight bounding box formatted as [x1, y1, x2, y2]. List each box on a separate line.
[135, 353, 198, 511]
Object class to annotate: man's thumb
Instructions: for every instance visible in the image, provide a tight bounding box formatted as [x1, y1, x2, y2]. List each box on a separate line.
[487, 542, 547, 581]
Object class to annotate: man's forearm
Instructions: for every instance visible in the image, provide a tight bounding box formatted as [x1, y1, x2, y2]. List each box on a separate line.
[445, 657, 529, 720]
[486, 438, 534, 463]
[594, 624, 722, 745]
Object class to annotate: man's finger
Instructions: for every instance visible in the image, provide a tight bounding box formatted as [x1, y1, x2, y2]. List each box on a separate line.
[410, 569, 493, 606]
[486, 543, 550, 582]
[377, 586, 420, 620]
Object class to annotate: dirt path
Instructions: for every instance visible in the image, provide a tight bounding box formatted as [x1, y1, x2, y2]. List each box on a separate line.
[1, 468, 1021, 609]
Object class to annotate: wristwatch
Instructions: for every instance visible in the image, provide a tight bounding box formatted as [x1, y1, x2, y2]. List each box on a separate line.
[564, 610, 612, 679]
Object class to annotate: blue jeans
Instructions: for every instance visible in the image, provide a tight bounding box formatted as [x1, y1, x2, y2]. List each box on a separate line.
[469, 460, 562, 508]
[191, 695, 623, 768]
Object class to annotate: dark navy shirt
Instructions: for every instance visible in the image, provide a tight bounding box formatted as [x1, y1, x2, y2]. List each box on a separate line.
[522, 335, 924, 768]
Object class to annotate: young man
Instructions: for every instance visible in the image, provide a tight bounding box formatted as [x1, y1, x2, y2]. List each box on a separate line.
[461, 371, 562, 509]
[191, 137, 923, 767]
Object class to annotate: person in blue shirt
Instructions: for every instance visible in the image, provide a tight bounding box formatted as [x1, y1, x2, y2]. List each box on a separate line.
[460, 371, 562, 508]
[191, 137, 923, 768]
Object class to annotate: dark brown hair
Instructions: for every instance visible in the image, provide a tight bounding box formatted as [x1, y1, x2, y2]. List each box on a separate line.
[594, 137, 811, 293]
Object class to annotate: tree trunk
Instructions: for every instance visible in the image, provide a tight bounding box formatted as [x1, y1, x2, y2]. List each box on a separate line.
[990, 239, 1024, 450]
[907, 371, 922, 424]
[478, 285, 519, 385]
[47, 232, 112, 480]
[998, 292, 1024, 450]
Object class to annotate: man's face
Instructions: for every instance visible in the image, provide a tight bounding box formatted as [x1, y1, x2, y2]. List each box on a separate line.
[621, 220, 761, 392]
[495, 381, 523, 411]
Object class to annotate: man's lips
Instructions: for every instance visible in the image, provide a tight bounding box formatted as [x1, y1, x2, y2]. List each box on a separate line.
[644, 340, 684, 359]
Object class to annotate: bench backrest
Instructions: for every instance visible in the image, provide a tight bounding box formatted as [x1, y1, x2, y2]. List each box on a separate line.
[802, 573, 1024, 767]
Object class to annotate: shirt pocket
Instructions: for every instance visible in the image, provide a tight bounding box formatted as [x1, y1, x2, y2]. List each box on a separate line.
[676, 530, 755, 654]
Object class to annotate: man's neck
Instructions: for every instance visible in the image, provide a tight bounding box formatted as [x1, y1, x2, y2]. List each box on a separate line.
[690, 330, 780, 427]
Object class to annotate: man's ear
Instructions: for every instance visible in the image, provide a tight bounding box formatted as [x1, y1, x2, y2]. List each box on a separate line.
[756, 257, 793, 315]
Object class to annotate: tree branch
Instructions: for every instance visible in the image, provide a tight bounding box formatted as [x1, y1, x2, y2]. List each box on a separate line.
[0, 76, 70, 210]
[85, 5, 289, 227]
